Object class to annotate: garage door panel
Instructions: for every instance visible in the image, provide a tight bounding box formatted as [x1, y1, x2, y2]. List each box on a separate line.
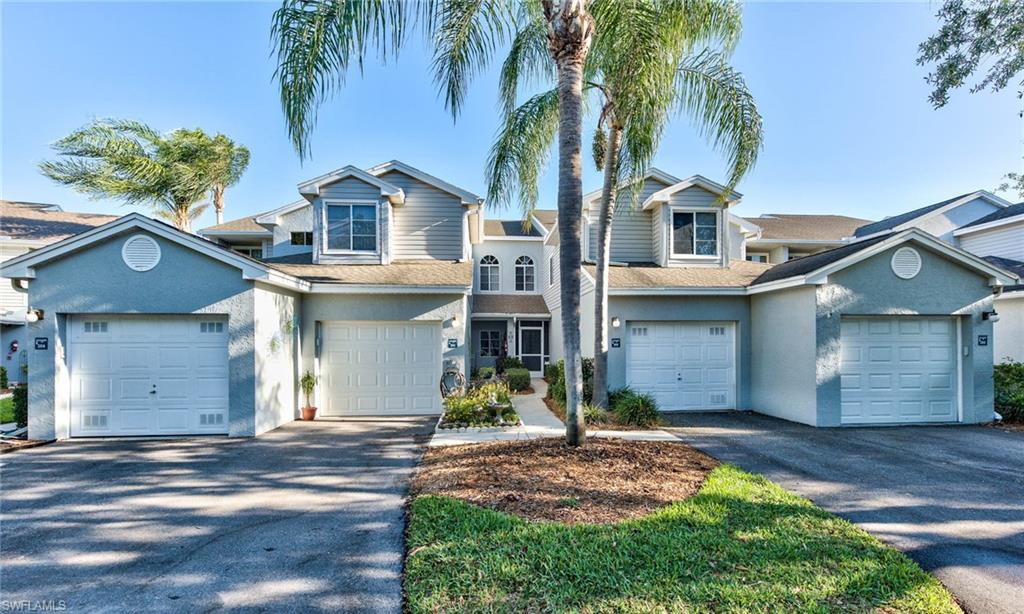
[322, 321, 442, 416]
[70, 315, 229, 436]
[840, 316, 958, 425]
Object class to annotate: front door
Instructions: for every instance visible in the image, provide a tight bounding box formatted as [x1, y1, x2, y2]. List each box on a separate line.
[519, 326, 544, 373]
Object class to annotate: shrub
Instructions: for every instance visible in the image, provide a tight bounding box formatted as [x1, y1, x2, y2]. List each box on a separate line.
[441, 381, 517, 427]
[544, 363, 560, 382]
[476, 380, 512, 405]
[994, 360, 1024, 422]
[477, 367, 495, 380]
[0, 366, 7, 389]
[612, 391, 659, 427]
[505, 368, 531, 392]
[12, 385, 28, 428]
[496, 355, 524, 374]
[582, 402, 611, 425]
[545, 358, 595, 407]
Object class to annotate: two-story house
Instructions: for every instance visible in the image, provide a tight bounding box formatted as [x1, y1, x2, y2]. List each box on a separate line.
[2, 161, 1018, 441]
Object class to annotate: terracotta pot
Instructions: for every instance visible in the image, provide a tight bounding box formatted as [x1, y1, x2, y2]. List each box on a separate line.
[301, 406, 318, 421]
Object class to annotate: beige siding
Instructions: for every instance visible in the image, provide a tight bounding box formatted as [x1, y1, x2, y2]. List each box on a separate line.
[958, 222, 1024, 260]
[586, 177, 669, 263]
[381, 170, 465, 260]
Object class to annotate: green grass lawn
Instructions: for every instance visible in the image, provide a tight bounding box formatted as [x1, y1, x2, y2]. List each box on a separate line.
[405, 465, 958, 613]
[0, 397, 13, 424]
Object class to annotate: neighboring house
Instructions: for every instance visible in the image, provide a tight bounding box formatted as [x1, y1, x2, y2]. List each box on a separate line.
[742, 214, 873, 264]
[0, 201, 117, 384]
[2, 162, 1018, 441]
[851, 194, 1024, 363]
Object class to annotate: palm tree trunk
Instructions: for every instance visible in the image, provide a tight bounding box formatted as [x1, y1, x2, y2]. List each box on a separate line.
[591, 123, 622, 410]
[544, 0, 593, 447]
[213, 185, 225, 225]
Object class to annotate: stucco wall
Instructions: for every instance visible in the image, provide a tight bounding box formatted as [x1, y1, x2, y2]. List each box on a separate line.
[605, 295, 752, 408]
[750, 285, 818, 425]
[471, 238, 544, 294]
[299, 292, 468, 381]
[815, 243, 996, 425]
[253, 283, 300, 435]
[993, 293, 1024, 363]
[23, 230, 257, 439]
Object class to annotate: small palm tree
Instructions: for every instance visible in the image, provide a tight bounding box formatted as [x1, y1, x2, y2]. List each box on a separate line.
[39, 119, 248, 232]
[488, 0, 763, 409]
[271, 0, 595, 445]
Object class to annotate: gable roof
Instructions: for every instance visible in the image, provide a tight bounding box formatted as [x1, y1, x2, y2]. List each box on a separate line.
[484, 219, 542, 238]
[200, 215, 271, 235]
[853, 190, 1012, 238]
[297, 165, 406, 203]
[745, 214, 872, 242]
[749, 228, 1017, 290]
[583, 167, 681, 207]
[641, 175, 742, 210]
[367, 160, 482, 205]
[1, 200, 118, 242]
[983, 256, 1024, 292]
[953, 202, 1024, 236]
[532, 210, 558, 231]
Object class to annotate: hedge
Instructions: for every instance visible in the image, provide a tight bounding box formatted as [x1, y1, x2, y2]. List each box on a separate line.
[995, 360, 1024, 422]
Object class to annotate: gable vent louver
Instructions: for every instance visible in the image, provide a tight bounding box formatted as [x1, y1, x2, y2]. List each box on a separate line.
[890, 246, 922, 280]
[121, 234, 162, 271]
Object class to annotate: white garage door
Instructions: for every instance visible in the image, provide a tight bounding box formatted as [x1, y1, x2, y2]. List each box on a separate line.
[626, 321, 736, 411]
[840, 317, 959, 424]
[69, 315, 229, 437]
[321, 321, 442, 416]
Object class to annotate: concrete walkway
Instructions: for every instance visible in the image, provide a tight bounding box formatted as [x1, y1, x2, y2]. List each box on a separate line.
[429, 379, 678, 447]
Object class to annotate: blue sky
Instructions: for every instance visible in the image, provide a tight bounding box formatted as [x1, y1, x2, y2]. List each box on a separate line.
[2, 1, 1021, 228]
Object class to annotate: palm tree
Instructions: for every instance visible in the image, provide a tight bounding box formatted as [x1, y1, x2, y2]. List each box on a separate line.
[271, 0, 595, 445]
[488, 0, 763, 409]
[204, 135, 251, 225]
[38, 119, 238, 232]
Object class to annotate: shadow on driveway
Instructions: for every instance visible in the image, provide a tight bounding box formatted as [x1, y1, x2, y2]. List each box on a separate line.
[0, 418, 435, 613]
[665, 412, 1024, 614]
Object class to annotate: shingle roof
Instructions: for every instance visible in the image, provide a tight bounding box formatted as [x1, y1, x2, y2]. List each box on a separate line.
[263, 253, 472, 287]
[0, 200, 118, 242]
[472, 294, 549, 315]
[852, 192, 975, 237]
[583, 260, 772, 289]
[959, 202, 1024, 230]
[532, 210, 557, 230]
[982, 256, 1024, 291]
[746, 214, 872, 242]
[201, 215, 268, 233]
[750, 235, 890, 285]
[484, 219, 542, 237]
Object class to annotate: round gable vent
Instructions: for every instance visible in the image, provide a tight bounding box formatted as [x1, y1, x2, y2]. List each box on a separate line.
[890, 246, 922, 279]
[121, 234, 161, 271]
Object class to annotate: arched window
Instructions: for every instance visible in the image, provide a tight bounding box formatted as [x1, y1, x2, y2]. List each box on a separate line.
[515, 256, 535, 292]
[479, 255, 500, 292]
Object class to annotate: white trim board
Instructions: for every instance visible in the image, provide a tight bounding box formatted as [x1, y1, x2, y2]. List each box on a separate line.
[952, 212, 1024, 237]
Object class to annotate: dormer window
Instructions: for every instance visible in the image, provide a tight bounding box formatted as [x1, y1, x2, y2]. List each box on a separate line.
[479, 255, 500, 292]
[672, 211, 718, 257]
[325, 202, 377, 252]
[515, 256, 535, 292]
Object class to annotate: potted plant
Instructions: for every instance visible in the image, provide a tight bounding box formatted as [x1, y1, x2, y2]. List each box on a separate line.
[300, 370, 318, 421]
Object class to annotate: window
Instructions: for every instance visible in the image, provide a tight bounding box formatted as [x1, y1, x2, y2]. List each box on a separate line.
[671, 211, 718, 256]
[326, 203, 377, 252]
[515, 256, 535, 292]
[479, 330, 501, 356]
[200, 322, 224, 333]
[83, 321, 108, 333]
[548, 255, 555, 287]
[746, 253, 768, 263]
[233, 246, 263, 259]
[479, 255, 500, 292]
[290, 231, 313, 246]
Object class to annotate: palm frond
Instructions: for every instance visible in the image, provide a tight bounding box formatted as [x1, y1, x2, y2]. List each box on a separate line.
[497, 18, 552, 115]
[485, 88, 560, 216]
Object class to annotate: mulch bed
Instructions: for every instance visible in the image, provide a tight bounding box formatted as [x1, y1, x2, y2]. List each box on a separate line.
[543, 396, 654, 431]
[987, 420, 1024, 432]
[0, 438, 52, 454]
[411, 437, 718, 524]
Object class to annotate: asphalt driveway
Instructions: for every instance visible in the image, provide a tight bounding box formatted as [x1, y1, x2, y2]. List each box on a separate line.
[0, 418, 435, 613]
[665, 412, 1024, 614]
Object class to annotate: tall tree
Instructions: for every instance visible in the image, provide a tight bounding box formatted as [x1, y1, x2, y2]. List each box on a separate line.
[203, 135, 251, 225]
[38, 119, 242, 232]
[918, 0, 1024, 197]
[272, 0, 594, 445]
[488, 0, 762, 409]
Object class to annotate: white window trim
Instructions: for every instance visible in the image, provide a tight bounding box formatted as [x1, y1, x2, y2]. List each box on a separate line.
[669, 207, 721, 259]
[515, 256, 536, 292]
[479, 255, 501, 293]
[321, 199, 380, 255]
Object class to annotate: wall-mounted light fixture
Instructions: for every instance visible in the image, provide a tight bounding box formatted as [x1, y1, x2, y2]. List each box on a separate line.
[611, 316, 621, 328]
[982, 309, 1000, 323]
[25, 308, 44, 323]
